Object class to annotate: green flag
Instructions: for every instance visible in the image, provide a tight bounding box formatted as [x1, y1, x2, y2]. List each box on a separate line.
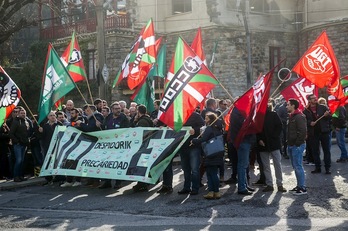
[38, 44, 76, 124]
[153, 44, 166, 78]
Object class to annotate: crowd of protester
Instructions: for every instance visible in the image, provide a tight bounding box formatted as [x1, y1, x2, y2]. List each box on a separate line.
[0, 94, 347, 199]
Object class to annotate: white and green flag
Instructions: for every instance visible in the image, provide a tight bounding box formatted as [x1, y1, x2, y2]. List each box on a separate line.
[38, 43, 76, 124]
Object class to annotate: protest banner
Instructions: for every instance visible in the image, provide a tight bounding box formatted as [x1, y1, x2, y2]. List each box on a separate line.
[40, 126, 191, 184]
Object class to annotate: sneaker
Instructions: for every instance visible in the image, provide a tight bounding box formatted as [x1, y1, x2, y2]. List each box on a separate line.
[157, 185, 173, 194]
[277, 186, 287, 193]
[262, 185, 274, 192]
[290, 186, 299, 192]
[133, 183, 148, 192]
[336, 158, 347, 163]
[292, 187, 307, 195]
[72, 181, 82, 187]
[311, 168, 321, 174]
[60, 182, 73, 187]
[224, 177, 237, 184]
[305, 162, 315, 166]
[252, 180, 266, 186]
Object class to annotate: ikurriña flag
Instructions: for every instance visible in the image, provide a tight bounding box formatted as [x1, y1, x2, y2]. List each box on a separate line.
[60, 32, 87, 82]
[128, 19, 156, 90]
[38, 44, 76, 124]
[280, 77, 318, 110]
[157, 37, 219, 131]
[292, 30, 343, 100]
[0, 66, 21, 127]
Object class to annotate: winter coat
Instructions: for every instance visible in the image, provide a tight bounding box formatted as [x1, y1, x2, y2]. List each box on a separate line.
[9, 117, 32, 146]
[287, 110, 307, 147]
[257, 110, 282, 152]
[303, 104, 331, 135]
[181, 112, 205, 148]
[332, 106, 347, 129]
[192, 121, 224, 167]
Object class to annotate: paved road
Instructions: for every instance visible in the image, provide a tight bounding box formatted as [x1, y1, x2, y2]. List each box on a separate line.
[0, 143, 347, 230]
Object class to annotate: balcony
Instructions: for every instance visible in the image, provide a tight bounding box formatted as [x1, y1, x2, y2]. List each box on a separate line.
[40, 14, 130, 40]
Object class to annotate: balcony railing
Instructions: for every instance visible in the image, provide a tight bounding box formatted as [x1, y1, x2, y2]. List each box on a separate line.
[40, 15, 130, 40]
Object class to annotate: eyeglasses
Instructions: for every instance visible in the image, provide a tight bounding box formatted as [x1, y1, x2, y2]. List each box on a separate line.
[112, 107, 121, 110]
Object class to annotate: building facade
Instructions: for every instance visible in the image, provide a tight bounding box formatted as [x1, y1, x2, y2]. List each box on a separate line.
[41, 0, 348, 102]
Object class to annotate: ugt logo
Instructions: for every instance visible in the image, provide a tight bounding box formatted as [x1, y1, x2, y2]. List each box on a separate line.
[304, 45, 333, 74]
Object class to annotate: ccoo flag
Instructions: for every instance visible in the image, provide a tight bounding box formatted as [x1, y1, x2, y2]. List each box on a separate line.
[38, 44, 76, 124]
[157, 37, 218, 131]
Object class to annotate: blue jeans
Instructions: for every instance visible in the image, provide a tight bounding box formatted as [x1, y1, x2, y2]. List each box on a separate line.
[288, 144, 306, 189]
[13, 144, 26, 178]
[237, 141, 251, 192]
[206, 166, 219, 192]
[180, 146, 201, 192]
[336, 128, 348, 159]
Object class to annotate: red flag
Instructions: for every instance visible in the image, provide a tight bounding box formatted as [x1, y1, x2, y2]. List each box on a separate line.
[232, 62, 284, 148]
[157, 37, 219, 131]
[191, 28, 207, 65]
[128, 19, 156, 90]
[328, 75, 348, 114]
[191, 28, 209, 110]
[292, 31, 343, 99]
[61, 32, 87, 82]
[280, 77, 318, 110]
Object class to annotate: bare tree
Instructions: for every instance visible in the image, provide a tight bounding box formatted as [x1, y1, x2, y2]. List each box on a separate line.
[0, 0, 37, 45]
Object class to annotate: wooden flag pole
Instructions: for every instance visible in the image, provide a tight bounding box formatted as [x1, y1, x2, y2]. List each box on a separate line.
[20, 96, 39, 125]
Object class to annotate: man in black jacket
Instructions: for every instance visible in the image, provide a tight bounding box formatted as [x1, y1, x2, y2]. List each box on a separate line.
[9, 107, 33, 182]
[287, 98, 307, 195]
[303, 94, 332, 174]
[257, 104, 286, 192]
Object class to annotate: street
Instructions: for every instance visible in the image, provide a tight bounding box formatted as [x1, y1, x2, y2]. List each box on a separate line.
[0, 143, 348, 230]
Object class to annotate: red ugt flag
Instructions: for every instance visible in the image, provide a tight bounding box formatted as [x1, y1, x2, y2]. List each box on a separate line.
[280, 77, 318, 110]
[158, 37, 219, 131]
[292, 30, 343, 99]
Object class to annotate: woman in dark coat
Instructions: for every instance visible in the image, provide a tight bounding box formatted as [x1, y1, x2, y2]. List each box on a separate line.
[192, 112, 224, 199]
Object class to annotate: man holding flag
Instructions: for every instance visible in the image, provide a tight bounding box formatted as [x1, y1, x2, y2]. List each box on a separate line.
[303, 94, 332, 174]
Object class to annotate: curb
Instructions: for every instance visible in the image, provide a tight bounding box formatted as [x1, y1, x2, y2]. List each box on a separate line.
[0, 177, 46, 191]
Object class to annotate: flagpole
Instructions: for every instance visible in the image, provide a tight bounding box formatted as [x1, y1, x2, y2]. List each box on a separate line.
[189, 107, 230, 144]
[74, 84, 102, 130]
[20, 96, 39, 125]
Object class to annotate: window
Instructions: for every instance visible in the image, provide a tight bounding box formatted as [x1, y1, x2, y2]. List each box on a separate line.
[172, 0, 192, 14]
[250, 0, 280, 14]
[226, 0, 239, 10]
[269, 47, 281, 71]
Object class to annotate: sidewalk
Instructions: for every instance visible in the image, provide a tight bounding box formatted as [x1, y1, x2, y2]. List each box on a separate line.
[0, 177, 46, 191]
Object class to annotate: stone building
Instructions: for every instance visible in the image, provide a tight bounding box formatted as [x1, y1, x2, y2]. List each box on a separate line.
[41, 0, 348, 102]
